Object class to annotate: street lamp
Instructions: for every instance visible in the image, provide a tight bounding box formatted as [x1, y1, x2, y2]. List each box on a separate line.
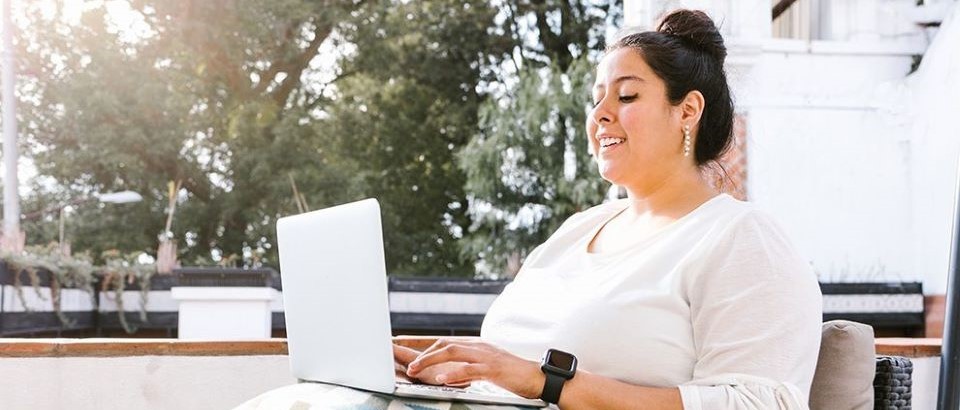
[22, 190, 144, 221]
[20, 190, 144, 254]
[96, 190, 143, 204]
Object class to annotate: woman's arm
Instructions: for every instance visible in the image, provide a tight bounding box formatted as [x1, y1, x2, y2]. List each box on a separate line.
[558, 369, 683, 410]
[406, 338, 683, 409]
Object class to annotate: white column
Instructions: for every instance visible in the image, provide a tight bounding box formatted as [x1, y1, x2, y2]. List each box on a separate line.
[171, 287, 279, 340]
[2, 0, 20, 246]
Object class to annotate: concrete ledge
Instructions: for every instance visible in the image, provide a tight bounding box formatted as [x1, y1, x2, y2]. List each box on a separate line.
[875, 337, 942, 358]
[0, 336, 942, 358]
[0, 338, 288, 357]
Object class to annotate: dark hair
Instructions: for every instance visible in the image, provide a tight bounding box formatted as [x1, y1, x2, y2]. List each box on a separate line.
[606, 9, 734, 166]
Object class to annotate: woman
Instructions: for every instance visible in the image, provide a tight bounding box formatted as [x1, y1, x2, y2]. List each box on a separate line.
[394, 9, 822, 410]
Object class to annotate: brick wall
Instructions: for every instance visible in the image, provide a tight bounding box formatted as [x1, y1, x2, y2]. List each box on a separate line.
[705, 114, 748, 200]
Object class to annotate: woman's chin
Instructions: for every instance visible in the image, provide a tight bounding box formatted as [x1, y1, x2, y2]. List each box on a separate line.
[597, 165, 627, 186]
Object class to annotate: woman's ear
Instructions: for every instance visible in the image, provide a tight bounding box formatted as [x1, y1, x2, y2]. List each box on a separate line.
[680, 90, 705, 128]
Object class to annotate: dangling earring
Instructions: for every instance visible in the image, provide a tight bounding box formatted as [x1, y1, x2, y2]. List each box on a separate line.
[683, 125, 692, 157]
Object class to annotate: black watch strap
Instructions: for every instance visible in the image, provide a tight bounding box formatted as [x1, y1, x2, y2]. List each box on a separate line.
[541, 371, 566, 404]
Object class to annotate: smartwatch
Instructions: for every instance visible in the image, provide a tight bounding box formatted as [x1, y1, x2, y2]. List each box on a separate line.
[539, 348, 577, 404]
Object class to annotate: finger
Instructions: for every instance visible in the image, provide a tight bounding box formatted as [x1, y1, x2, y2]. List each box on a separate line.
[393, 344, 420, 366]
[416, 338, 455, 358]
[437, 363, 490, 385]
[417, 338, 483, 358]
[407, 344, 484, 376]
[407, 361, 465, 385]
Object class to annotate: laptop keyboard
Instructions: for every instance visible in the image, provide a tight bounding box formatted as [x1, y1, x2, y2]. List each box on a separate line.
[397, 380, 469, 394]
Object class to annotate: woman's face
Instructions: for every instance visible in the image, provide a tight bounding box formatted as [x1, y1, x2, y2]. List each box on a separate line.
[588, 48, 687, 190]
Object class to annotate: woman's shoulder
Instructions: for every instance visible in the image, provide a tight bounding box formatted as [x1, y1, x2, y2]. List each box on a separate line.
[713, 198, 795, 242]
[698, 194, 783, 233]
[699, 197, 813, 277]
[677, 195, 808, 269]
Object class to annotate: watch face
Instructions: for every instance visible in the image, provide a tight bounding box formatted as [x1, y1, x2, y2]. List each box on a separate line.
[546, 349, 575, 371]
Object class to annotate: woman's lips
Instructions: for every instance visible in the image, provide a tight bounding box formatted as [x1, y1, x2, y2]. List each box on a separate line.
[599, 139, 625, 155]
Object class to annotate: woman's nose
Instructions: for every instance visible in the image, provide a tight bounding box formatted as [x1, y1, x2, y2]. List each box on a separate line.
[590, 99, 613, 125]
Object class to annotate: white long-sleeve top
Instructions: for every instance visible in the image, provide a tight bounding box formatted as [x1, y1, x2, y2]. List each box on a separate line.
[480, 194, 822, 409]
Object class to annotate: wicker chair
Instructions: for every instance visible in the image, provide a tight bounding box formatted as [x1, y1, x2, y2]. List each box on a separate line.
[873, 356, 913, 410]
[810, 320, 914, 410]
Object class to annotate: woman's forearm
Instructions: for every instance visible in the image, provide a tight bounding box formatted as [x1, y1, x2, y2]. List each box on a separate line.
[392, 336, 479, 351]
[401, 338, 685, 408]
[558, 369, 684, 410]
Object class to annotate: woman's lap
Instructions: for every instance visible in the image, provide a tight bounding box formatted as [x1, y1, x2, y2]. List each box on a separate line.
[233, 382, 536, 410]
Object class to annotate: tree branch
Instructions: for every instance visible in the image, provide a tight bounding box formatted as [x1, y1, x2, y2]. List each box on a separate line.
[251, 21, 303, 95]
[269, 21, 334, 107]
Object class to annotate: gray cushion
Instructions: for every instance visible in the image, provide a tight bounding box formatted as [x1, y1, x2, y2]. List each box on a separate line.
[809, 320, 876, 410]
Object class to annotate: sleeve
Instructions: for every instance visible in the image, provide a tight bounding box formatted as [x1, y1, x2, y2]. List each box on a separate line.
[678, 210, 823, 410]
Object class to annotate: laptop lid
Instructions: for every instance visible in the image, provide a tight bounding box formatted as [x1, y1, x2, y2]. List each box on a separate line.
[276, 198, 396, 394]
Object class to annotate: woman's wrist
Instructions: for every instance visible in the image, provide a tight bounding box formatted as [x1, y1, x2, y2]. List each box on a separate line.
[521, 359, 547, 399]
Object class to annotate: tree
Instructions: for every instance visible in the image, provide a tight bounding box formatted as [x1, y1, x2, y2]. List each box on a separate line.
[457, 0, 622, 276]
[14, 0, 621, 277]
[14, 0, 508, 276]
[317, 0, 511, 275]
[15, 0, 393, 265]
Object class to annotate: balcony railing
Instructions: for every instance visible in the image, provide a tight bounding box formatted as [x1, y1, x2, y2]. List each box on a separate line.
[0, 337, 943, 410]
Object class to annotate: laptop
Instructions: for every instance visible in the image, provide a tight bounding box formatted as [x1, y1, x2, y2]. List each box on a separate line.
[276, 198, 548, 407]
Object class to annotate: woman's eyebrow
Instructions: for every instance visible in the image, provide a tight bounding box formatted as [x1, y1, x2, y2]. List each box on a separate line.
[593, 75, 645, 90]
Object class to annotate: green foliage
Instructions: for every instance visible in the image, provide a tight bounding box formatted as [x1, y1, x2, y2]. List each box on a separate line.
[98, 250, 156, 333]
[15, 0, 621, 278]
[1, 245, 156, 332]
[320, 0, 509, 275]
[458, 57, 609, 276]
[3, 244, 98, 327]
[17, 0, 485, 275]
[509, 0, 621, 71]
[455, 0, 621, 276]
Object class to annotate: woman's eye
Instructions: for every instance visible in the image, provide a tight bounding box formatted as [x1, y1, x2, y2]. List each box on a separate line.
[619, 94, 638, 103]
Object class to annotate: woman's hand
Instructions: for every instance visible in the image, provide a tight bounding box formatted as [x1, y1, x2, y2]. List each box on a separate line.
[405, 338, 546, 399]
[393, 344, 471, 387]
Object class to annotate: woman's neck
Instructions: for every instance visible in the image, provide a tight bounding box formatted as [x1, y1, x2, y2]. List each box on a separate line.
[620, 166, 718, 219]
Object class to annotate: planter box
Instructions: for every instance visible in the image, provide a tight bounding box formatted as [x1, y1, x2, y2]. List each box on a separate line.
[96, 275, 179, 335]
[99, 269, 282, 335]
[0, 262, 97, 336]
[2, 264, 928, 338]
[821, 282, 925, 336]
[1, 264, 282, 336]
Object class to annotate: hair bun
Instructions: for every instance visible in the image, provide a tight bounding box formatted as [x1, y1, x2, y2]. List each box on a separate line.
[657, 9, 726, 64]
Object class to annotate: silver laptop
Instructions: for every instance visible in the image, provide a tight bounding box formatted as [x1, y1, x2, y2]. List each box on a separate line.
[276, 198, 547, 407]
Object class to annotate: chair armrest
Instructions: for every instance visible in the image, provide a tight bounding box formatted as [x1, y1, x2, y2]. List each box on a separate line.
[874, 355, 913, 410]
[392, 336, 478, 351]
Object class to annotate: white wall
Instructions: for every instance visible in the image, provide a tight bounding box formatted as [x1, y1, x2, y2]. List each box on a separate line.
[745, 5, 960, 293]
[744, 43, 919, 285]
[623, 0, 960, 293]
[912, 356, 941, 410]
[900, 3, 960, 296]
